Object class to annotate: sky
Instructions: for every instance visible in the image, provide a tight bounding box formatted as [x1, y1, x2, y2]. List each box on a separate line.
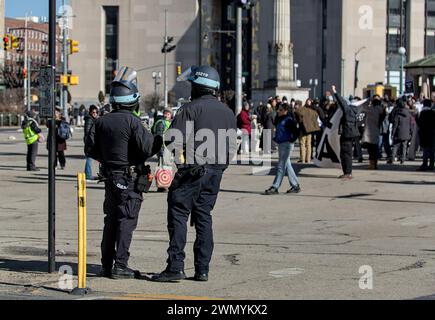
[5, 0, 65, 19]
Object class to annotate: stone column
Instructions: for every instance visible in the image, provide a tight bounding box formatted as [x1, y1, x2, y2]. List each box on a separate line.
[266, 0, 296, 89]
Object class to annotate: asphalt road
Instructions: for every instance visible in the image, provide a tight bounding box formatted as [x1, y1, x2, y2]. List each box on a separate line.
[1, 126, 435, 300]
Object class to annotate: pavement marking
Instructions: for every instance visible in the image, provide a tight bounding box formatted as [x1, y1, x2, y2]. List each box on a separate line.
[111, 294, 223, 300]
[269, 268, 305, 278]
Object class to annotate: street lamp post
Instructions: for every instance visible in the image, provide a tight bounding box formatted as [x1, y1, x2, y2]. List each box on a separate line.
[152, 71, 162, 96]
[309, 78, 318, 99]
[398, 46, 407, 96]
[354, 46, 366, 97]
[294, 63, 299, 87]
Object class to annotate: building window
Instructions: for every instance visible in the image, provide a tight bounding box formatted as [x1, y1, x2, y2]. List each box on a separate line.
[426, 0, 435, 54]
[103, 6, 119, 95]
[386, 0, 408, 72]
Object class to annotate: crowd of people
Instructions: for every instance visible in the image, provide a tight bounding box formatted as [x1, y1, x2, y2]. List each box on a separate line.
[231, 90, 435, 174]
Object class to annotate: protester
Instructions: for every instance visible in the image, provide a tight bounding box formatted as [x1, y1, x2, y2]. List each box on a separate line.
[360, 96, 386, 170]
[84, 105, 99, 180]
[295, 98, 320, 163]
[416, 99, 435, 171]
[152, 108, 173, 192]
[332, 85, 359, 179]
[379, 98, 394, 164]
[264, 103, 301, 195]
[260, 103, 274, 154]
[406, 98, 419, 161]
[390, 98, 412, 164]
[52, 109, 70, 170]
[22, 110, 42, 171]
[237, 101, 252, 154]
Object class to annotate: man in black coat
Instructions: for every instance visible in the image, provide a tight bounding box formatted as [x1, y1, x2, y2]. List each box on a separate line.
[390, 98, 412, 164]
[83, 105, 99, 180]
[332, 85, 360, 179]
[417, 99, 435, 171]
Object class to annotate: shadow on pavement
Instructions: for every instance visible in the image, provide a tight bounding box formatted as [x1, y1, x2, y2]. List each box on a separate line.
[368, 180, 435, 186]
[0, 258, 101, 276]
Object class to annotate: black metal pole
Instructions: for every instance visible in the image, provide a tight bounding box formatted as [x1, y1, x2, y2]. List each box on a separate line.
[48, 0, 56, 273]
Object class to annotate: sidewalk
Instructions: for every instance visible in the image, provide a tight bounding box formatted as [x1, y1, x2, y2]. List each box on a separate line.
[1, 131, 435, 300]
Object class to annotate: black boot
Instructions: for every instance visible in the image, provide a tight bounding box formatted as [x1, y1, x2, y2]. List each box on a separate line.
[151, 269, 186, 282]
[111, 265, 137, 279]
[194, 272, 208, 282]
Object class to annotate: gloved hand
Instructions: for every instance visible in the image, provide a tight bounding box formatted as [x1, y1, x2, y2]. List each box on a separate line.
[151, 135, 163, 156]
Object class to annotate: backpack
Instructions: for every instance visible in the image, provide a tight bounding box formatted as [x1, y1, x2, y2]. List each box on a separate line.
[57, 121, 71, 140]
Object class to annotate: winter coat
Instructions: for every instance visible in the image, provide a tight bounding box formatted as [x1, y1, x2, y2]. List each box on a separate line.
[361, 104, 385, 145]
[273, 114, 297, 144]
[390, 105, 412, 143]
[237, 110, 252, 135]
[295, 106, 320, 134]
[334, 93, 360, 139]
[83, 114, 96, 142]
[417, 107, 435, 148]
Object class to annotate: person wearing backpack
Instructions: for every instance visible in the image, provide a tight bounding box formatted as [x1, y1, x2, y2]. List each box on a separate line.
[332, 85, 360, 180]
[54, 109, 70, 170]
[264, 103, 301, 195]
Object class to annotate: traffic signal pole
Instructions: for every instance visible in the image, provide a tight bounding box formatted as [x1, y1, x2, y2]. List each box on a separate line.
[27, 57, 31, 111]
[62, 12, 69, 121]
[235, 5, 243, 116]
[24, 13, 28, 111]
[164, 9, 168, 110]
[48, 0, 57, 273]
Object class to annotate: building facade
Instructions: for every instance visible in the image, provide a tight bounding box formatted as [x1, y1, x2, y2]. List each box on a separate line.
[3, 17, 61, 88]
[69, 0, 434, 107]
[292, 0, 431, 98]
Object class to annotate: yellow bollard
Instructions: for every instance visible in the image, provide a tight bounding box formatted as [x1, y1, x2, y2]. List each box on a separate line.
[71, 172, 90, 295]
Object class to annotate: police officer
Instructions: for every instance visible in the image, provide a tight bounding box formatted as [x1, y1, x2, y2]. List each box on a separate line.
[85, 67, 162, 279]
[152, 65, 237, 282]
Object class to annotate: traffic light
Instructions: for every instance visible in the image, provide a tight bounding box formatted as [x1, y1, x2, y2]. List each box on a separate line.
[11, 35, 20, 49]
[176, 65, 182, 76]
[60, 75, 69, 85]
[68, 75, 79, 86]
[69, 39, 79, 54]
[3, 35, 10, 51]
[22, 68, 27, 79]
[162, 36, 176, 53]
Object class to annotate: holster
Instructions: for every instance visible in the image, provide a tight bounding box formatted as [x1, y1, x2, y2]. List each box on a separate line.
[170, 165, 205, 191]
[134, 164, 152, 193]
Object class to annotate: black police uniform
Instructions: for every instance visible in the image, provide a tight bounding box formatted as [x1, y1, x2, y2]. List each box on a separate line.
[163, 94, 237, 278]
[85, 109, 160, 272]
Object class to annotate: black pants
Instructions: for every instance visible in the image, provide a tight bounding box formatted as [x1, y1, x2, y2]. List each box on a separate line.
[340, 137, 354, 175]
[166, 167, 223, 274]
[366, 143, 378, 161]
[393, 140, 408, 162]
[354, 138, 363, 161]
[26, 142, 38, 169]
[101, 172, 142, 269]
[55, 151, 66, 168]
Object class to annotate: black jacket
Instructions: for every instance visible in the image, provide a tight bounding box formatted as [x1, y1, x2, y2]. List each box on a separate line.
[417, 108, 435, 148]
[390, 105, 412, 142]
[85, 109, 161, 169]
[83, 114, 96, 142]
[334, 93, 359, 139]
[165, 95, 237, 169]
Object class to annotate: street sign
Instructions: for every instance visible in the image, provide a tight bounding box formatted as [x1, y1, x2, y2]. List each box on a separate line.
[39, 66, 55, 118]
[405, 80, 414, 94]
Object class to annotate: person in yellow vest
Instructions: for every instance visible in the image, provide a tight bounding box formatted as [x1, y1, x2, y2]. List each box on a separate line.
[21, 110, 42, 171]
